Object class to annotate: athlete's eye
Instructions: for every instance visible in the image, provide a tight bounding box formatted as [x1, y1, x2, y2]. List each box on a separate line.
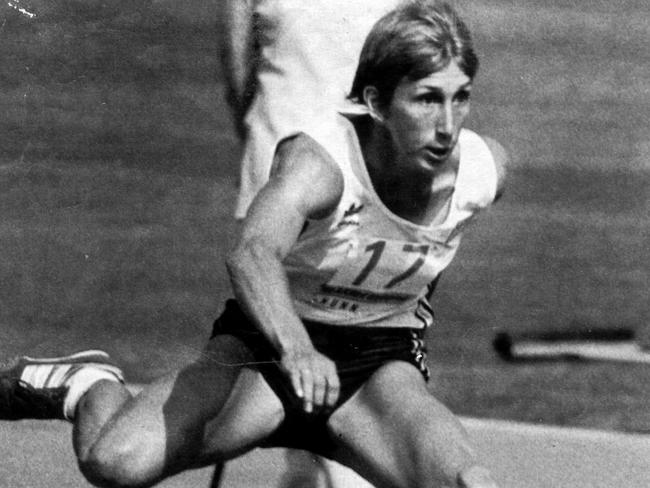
[417, 92, 444, 105]
[454, 89, 471, 104]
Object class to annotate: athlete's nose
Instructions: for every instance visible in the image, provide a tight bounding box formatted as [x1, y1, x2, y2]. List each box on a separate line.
[435, 101, 454, 142]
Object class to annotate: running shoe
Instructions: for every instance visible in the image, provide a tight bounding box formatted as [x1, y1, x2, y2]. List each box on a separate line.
[0, 350, 123, 420]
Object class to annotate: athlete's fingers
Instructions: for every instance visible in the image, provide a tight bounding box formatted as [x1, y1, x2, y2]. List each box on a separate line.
[312, 372, 327, 408]
[300, 369, 314, 413]
[324, 371, 341, 408]
[290, 368, 304, 400]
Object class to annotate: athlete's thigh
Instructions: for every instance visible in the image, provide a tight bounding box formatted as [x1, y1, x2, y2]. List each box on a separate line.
[91, 335, 284, 473]
[200, 363, 285, 462]
[172, 333, 286, 464]
[326, 361, 477, 488]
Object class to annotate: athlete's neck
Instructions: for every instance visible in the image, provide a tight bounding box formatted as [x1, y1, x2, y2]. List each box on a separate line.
[355, 118, 459, 225]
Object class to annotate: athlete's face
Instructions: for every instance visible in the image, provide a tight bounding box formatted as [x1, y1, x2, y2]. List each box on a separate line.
[379, 61, 472, 172]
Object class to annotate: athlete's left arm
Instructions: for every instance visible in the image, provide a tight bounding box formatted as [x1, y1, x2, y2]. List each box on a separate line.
[482, 136, 509, 202]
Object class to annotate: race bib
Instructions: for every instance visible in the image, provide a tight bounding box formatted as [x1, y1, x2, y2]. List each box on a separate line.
[323, 238, 441, 300]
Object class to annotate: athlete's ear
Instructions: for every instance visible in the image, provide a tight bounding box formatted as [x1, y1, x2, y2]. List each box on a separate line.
[363, 86, 386, 123]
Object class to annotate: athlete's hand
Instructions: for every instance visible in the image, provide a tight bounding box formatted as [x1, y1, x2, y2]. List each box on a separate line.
[280, 347, 340, 413]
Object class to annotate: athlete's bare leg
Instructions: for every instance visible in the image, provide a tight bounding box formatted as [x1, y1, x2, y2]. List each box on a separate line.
[326, 361, 498, 488]
[72, 335, 285, 488]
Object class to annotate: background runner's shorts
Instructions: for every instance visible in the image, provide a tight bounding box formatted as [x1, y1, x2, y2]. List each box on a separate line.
[210, 300, 430, 454]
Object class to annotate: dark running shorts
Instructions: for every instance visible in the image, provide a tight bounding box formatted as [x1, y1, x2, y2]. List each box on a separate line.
[210, 299, 430, 455]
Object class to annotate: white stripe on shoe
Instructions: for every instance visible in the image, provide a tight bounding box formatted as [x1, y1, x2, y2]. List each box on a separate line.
[15, 350, 125, 420]
[20, 364, 69, 389]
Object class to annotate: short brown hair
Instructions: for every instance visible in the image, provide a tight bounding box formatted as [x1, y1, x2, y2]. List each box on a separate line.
[349, 0, 478, 107]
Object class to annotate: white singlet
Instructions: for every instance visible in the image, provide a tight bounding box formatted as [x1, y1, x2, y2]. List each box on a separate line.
[283, 115, 498, 329]
[235, 0, 401, 219]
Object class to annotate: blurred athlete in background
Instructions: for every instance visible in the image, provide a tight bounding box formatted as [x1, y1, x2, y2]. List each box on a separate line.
[221, 0, 401, 220]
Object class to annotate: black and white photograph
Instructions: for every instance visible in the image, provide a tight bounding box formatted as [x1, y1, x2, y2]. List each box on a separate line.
[0, 1, 648, 487]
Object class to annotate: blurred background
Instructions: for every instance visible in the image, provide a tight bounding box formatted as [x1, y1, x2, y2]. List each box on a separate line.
[0, 0, 648, 432]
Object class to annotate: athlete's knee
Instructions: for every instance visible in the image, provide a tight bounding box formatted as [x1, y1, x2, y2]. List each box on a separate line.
[412, 451, 499, 488]
[78, 438, 160, 488]
[457, 465, 500, 488]
[411, 462, 498, 488]
[409, 430, 491, 488]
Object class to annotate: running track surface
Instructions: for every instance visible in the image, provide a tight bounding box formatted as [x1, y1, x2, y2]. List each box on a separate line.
[1, 418, 648, 488]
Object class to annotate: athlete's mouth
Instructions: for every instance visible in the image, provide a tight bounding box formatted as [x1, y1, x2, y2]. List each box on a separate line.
[424, 146, 451, 161]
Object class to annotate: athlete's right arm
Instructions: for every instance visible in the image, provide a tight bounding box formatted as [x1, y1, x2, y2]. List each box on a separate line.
[219, 0, 257, 139]
[226, 133, 344, 413]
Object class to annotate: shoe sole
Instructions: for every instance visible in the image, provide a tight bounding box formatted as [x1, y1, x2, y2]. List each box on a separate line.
[20, 350, 112, 365]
